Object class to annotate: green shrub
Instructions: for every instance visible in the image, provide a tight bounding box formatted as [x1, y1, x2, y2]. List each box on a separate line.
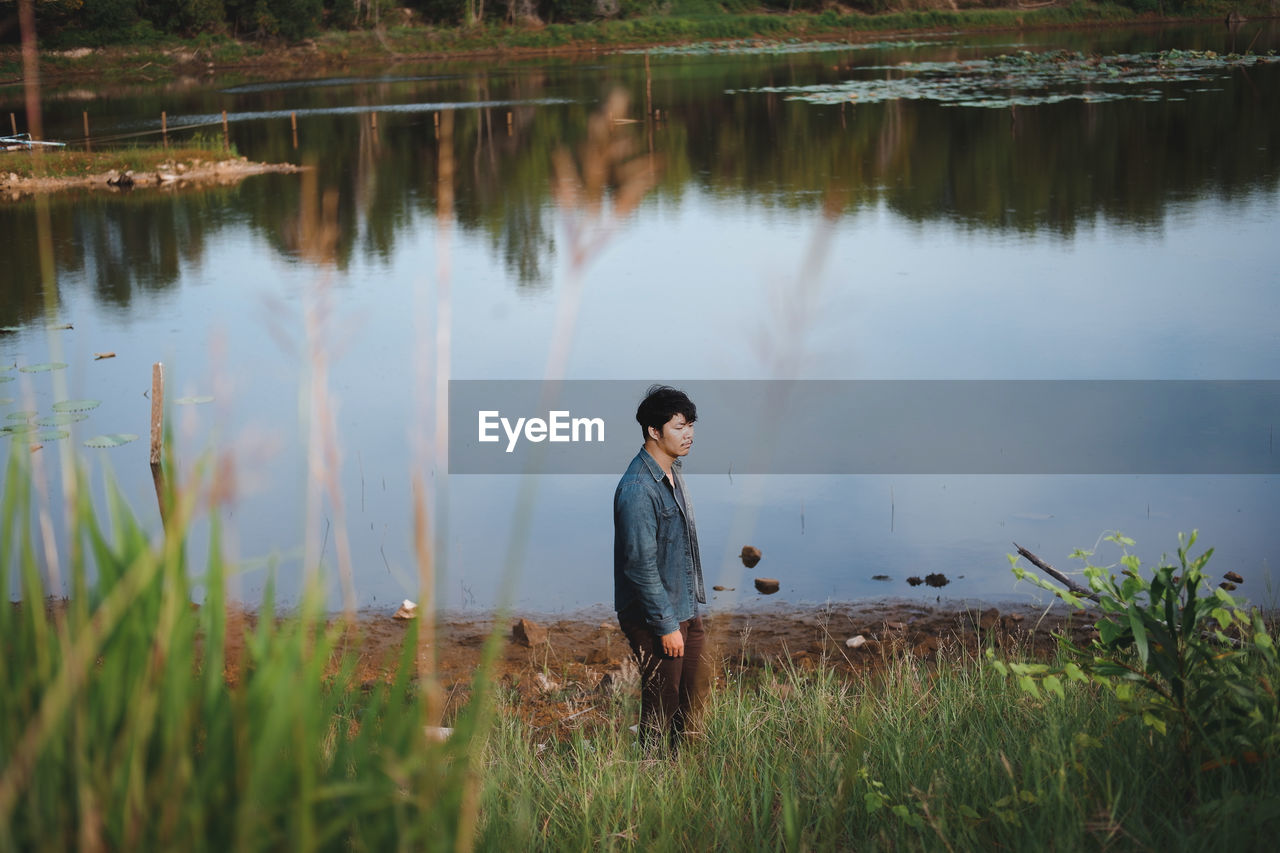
[1003, 532, 1280, 775]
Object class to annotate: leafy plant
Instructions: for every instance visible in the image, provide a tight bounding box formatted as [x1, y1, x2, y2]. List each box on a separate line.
[1002, 532, 1280, 771]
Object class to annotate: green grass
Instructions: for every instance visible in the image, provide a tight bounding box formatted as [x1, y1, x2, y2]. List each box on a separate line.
[477, 648, 1279, 850]
[0, 140, 241, 180]
[3, 441, 1276, 851]
[0, 450, 486, 852]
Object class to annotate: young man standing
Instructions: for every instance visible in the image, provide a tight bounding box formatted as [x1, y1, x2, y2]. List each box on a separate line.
[613, 385, 707, 752]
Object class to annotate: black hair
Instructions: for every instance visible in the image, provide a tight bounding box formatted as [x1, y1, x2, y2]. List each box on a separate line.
[635, 384, 697, 440]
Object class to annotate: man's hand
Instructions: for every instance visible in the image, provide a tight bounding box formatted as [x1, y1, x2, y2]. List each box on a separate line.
[661, 629, 685, 657]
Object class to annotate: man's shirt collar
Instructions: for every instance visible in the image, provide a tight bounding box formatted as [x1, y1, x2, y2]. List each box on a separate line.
[638, 447, 681, 482]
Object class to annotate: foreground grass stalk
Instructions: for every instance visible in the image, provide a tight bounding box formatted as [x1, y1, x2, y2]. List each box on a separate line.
[0, 448, 497, 852]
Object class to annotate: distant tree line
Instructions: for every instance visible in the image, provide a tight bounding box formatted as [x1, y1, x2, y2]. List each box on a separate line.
[1, 0, 1225, 46]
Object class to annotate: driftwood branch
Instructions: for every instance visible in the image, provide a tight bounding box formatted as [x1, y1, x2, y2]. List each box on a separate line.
[1013, 542, 1100, 603]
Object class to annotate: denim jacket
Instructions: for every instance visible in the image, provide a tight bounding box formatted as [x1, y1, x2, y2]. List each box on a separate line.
[613, 448, 706, 636]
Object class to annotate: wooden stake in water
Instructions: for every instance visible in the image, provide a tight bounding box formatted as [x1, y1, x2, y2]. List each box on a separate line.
[150, 362, 167, 526]
[161, 110, 168, 148]
[434, 112, 439, 140]
[83, 110, 90, 152]
[291, 111, 298, 150]
[149, 362, 164, 466]
[507, 111, 512, 137]
[371, 111, 377, 131]
[222, 110, 229, 150]
[8, 112, 14, 135]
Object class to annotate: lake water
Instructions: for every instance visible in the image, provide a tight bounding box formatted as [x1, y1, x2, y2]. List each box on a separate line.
[2, 22, 1278, 615]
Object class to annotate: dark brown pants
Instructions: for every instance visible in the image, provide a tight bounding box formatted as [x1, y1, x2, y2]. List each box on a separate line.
[618, 612, 707, 752]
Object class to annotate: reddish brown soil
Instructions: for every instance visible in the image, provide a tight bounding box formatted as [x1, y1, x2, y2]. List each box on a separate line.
[222, 600, 1099, 735]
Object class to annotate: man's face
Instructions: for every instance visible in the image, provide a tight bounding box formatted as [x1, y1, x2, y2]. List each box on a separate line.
[650, 414, 694, 459]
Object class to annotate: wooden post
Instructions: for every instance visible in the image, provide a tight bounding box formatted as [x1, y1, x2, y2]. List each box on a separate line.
[507, 111, 512, 137]
[150, 362, 164, 465]
[161, 110, 168, 148]
[222, 110, 229, 150]
[83, 111, 90, 152]
[434, 112, 439, 140]
[150, 362, 167, 527]
[291, 111, 298, 150]
[371, 111, 377, 131]
[8, 112, 15, 135]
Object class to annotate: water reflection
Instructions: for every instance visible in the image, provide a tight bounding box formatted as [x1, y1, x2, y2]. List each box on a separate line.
[1, 24, 1278, 610]
[3, 32, 1276, 301]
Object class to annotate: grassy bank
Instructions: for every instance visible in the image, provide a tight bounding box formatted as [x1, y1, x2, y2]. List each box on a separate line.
[4, 1, 1275, 83]
[3, 447, 1277, 851]
[481, 652, 1278, 850]
[0, 140, 240, 180]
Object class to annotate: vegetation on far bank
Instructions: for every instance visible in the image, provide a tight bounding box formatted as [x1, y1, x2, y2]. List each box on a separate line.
[2, 0, 1275, 83]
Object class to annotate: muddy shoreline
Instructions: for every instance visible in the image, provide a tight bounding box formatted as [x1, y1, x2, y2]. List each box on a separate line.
[223, 598, 1099, 732]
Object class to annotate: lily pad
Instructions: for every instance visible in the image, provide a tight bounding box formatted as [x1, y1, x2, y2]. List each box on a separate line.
[84, 433, 140, 448]
[0, 376, 12, 383]
[37, 412, 89, 426]
[0, 398, 13, 405]
[5, 411, 36, 421]
[175, 396, 215, 405]
[19, 362, 68, 373]
[35, 429, 69, 442]
[52, 399, 101, 413]
[732, 48, 1280, 110]
[1, 423, 36, 436]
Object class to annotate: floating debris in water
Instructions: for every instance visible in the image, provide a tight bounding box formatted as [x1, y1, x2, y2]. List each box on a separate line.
[754, 577, 780, 595]
[712, 585, 735, 592]
[730, 48, 1280, 109]
[871, 574, 891, 581]
[907, 576, 924, 587]
[94, 352, 116, 360]
[925, 573, 950, 588]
